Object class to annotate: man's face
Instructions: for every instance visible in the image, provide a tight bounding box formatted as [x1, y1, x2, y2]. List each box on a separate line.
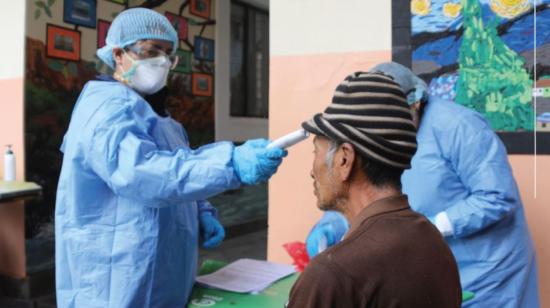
[310, 136, 341, 211]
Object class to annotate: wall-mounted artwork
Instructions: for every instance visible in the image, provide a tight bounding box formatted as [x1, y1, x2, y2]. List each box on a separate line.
[393, 0, 550, 153]
[165, 12, 188, 41]
[190, 0, 211, 19]
[174, 49, 192, 73]
[46, 24, 81, 61]
[194, 36, 214, 61]
[97, 19, 111, 49]
[192, 73, 213, 96]
[63, 0, 97, 28]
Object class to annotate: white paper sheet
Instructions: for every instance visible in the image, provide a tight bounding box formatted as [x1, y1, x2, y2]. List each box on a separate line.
[195, 258, 295, 293]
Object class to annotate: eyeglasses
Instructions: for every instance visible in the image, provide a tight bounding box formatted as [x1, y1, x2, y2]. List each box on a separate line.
[124, 44, 179, 69]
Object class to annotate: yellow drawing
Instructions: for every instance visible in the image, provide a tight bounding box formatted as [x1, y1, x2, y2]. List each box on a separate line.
[411, 0, 431, 16]
[443, 2, 462, 18]
[490, 0, 531, 19]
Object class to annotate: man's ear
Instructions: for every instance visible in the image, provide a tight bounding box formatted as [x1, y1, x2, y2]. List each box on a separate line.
[335, 143, 355, 181]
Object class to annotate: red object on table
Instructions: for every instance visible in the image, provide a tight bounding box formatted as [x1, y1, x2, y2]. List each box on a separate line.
[283, 241, 310, 272]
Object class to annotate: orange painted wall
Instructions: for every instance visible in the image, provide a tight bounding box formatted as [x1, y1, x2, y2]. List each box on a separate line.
[0, 78, 25, 181]
[0, 77, 26, 278]
[268, 51, 391, 263]
[509, 155, 550, 307]
[0, 201, 26, 278]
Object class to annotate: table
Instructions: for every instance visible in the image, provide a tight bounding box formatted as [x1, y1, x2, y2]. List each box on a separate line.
[188, 260, 475, 307]
[188, 260, 297, 308]
[0, 181, 42, 203]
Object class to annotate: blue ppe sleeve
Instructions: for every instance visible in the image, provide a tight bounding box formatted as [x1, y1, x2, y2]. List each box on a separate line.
[306, 211, 350, 258]
[197, 200, 218, 217]
[88, 103, 241, 206]
[443, 116, 519, 238]
[199, 211, 225, 249]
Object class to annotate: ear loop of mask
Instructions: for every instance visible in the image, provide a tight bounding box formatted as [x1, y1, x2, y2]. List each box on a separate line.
[119, 51, 139, 84]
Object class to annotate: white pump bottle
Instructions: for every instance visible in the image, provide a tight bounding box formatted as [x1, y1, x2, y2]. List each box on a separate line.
[4, 145, 16, 182]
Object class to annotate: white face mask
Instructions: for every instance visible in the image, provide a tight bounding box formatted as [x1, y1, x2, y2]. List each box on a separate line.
[121, 52, 171, 95]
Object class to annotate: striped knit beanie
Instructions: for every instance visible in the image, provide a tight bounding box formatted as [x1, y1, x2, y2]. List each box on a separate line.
[302, 72, 417, 169]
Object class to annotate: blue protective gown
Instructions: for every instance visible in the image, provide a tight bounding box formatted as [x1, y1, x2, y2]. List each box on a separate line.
[55, 80, 241, 307]
[402, 96, 539, 307]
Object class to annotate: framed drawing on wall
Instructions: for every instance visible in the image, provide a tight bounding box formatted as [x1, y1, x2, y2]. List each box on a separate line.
[190, 0, 211, 19]
[194, 36, 214, 61]
[165, 12, 188, 41]
[97, 19, 111, 49]
[391, 0, 550, 154]
[63, 0, 97, 28]
[46, 24, 81, 62]
[192, 73, 213, 97]
[174, 49, 192, 74]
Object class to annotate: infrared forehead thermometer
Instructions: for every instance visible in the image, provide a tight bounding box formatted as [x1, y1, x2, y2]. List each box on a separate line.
[266, 128, 310, 149]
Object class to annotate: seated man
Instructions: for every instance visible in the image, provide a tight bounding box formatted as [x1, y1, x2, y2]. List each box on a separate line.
[287, 72, 461, 308]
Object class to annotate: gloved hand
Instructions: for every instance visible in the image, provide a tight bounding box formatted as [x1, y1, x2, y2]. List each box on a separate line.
[232, 139, 288, 185]
[199, 212, 225, 249]
[306, 211, 349, 258]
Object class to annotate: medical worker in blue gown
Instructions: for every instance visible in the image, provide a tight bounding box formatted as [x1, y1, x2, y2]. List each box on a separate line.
[55, 8, 287, 308]
[305, 62, 539, 307]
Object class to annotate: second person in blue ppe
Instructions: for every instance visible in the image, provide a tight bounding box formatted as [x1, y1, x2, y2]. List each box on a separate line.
[55, 8, 287, 308]
[306, 62, 539, 308]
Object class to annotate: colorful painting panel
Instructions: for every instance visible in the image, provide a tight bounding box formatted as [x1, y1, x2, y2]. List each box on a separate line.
[63, 0, 97, 28]
[393, 0, 550, 153]
[190, 0, 211, 19]
[97, 19, 111, 49]
[174, 49, 192, 73]
[165, 12, 189, 41]
[410, 0, 550, 133]
[194, 36, 214, 61]
[192, 73, 213, 96]
[46, 24, 81, 61]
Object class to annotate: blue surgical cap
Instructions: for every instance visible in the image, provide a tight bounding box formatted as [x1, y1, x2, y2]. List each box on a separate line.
[370, 62, 428, 105]
[97, 8, 178, 69]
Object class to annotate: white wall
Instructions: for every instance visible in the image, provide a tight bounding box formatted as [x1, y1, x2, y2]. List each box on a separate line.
[0, 1, 25, 79]
[215, 0, 269, 142]
[270, 0, 392, 56]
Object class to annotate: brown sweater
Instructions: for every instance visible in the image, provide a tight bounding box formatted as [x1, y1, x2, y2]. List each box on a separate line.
[287, 195, 461, 308]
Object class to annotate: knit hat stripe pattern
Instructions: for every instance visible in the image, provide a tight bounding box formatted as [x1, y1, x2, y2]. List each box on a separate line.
[302, 71, 418, 169]
[312, 114, 410, 168]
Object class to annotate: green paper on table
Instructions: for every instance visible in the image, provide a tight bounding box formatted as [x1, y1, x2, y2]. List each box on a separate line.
[187, 260, 298, 308]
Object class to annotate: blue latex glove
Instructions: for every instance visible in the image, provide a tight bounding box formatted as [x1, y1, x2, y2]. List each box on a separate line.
[232, 139, 288, 185]
[199, 212, 225, 249]
[306, 211, 350, 258]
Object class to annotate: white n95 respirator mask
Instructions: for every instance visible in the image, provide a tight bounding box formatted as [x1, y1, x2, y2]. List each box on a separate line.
[121, 52, 171, 95]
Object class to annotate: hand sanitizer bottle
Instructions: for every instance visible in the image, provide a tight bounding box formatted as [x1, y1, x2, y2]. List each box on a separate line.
[4, 145, 16, 182]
